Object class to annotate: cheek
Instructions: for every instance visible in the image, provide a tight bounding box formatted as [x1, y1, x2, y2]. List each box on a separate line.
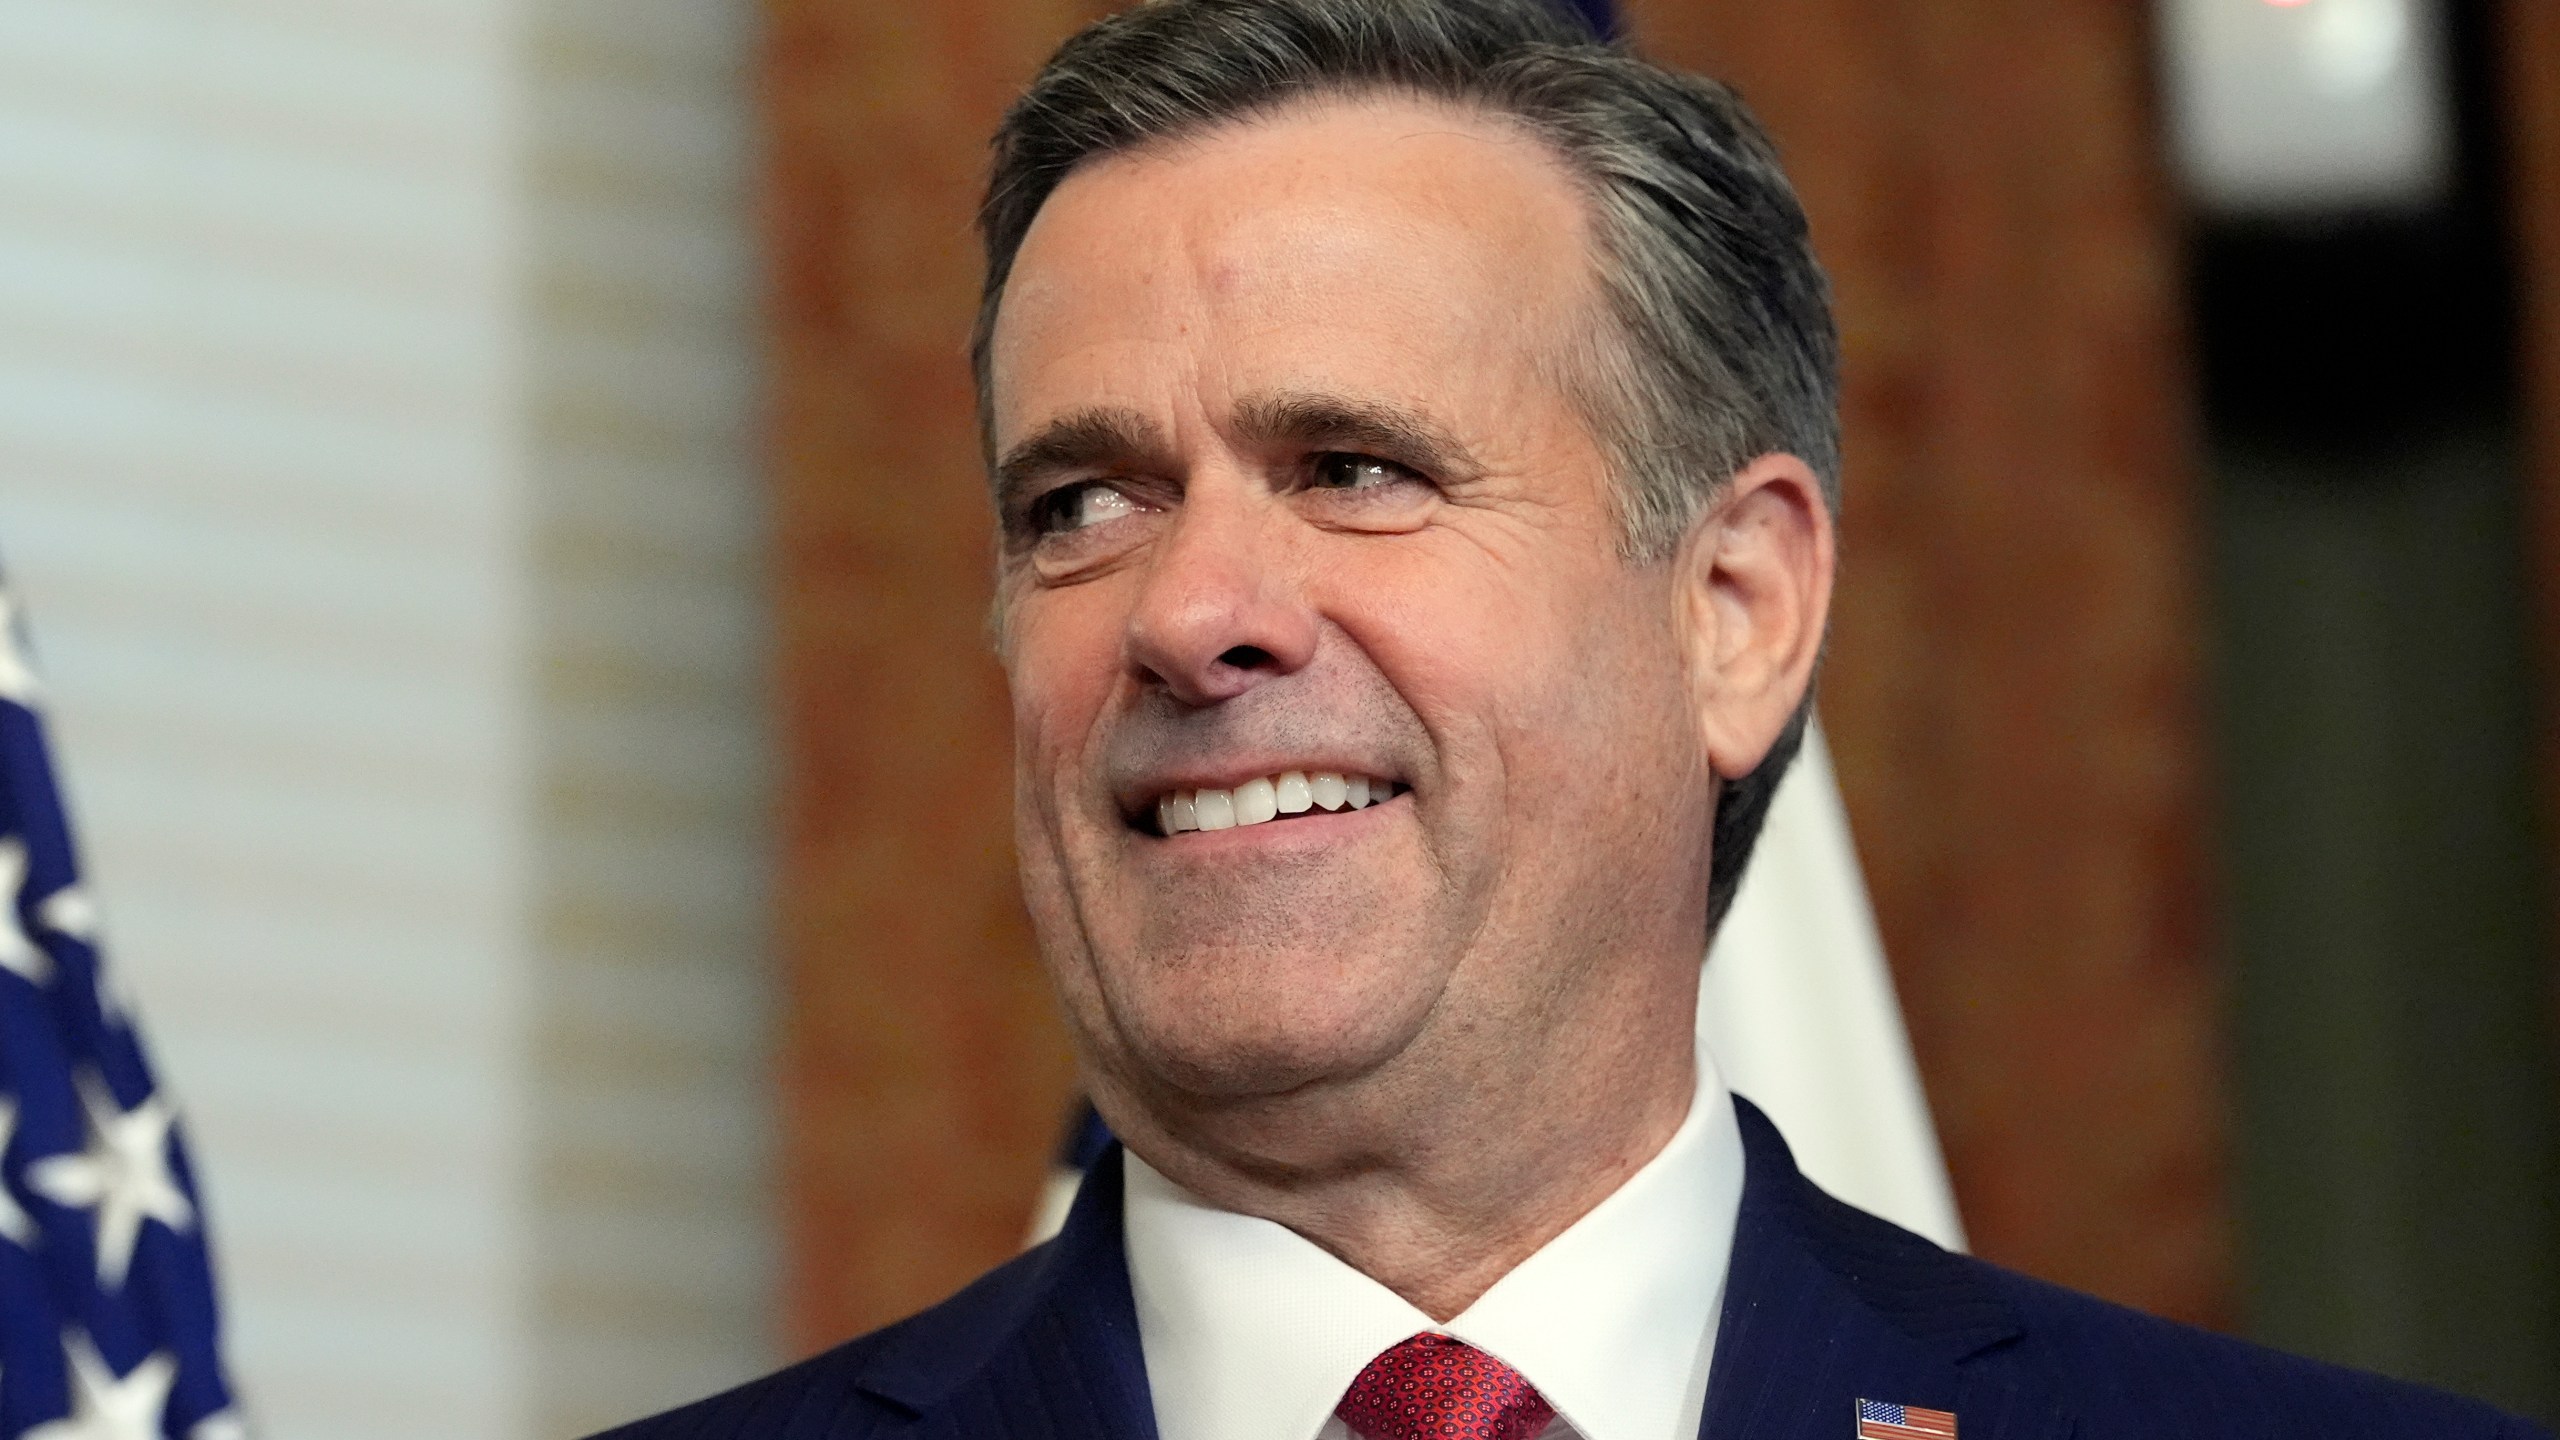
[1330, 540, 1622, 716]
[1005, 594, 1126, 784]
[1334, 543, 1684, 807]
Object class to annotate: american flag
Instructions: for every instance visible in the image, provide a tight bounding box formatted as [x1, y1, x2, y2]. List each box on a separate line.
[1857, 1399, 1958, 1440]
[0, 578, 243, 1438]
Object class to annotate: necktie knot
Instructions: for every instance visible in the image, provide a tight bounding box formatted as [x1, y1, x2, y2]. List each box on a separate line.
[1335, 1333, 1556, 1440]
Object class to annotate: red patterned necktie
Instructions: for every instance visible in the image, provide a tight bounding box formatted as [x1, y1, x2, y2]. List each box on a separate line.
[1335, 1333, 1557, 1440]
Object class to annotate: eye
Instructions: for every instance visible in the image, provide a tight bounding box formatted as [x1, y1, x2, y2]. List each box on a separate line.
[1309, 453, 1418, 492]
[1031, 481, 1140, 536]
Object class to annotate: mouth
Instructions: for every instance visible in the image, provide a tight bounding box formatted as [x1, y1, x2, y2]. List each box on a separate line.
[1145, 770, 1408, 837]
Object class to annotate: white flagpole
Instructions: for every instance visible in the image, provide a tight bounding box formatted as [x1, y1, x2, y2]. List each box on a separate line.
[1701, 719, 1966, 1250]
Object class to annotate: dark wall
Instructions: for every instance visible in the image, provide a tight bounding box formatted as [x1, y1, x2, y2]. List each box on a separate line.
[2189, 0, 2558, 1418]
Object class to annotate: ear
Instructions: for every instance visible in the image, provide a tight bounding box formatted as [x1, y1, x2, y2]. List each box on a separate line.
[1674, 452, 1835, 780]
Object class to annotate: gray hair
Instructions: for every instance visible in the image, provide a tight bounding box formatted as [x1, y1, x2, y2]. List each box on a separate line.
[973, 0, 1840, 928]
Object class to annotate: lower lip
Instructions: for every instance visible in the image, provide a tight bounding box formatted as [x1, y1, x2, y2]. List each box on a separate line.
[1147, 791, 1408, 849]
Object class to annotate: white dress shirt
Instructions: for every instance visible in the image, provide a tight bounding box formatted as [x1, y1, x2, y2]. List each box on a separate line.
[1123, 1039, 1746, 1440]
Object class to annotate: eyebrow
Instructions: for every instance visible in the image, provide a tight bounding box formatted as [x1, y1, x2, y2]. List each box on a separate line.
[991, 390, 1483, 513]
[1231, 391, 1482, 481]
[993, 407, 1173, 511]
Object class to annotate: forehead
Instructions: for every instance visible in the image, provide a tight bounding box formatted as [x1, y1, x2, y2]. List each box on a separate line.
[988, 93, 1600, 443]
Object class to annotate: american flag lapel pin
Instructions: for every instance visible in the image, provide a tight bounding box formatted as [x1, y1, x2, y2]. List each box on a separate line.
[1856, 1399, 1957, 1440]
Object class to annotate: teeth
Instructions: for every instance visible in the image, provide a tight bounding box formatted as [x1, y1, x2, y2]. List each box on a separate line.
[1194, 789, 1236, 831]
[1275, 771, 1313, 814]
[1155, 772, 1395, 834]
[1233, 777, 1278, 825]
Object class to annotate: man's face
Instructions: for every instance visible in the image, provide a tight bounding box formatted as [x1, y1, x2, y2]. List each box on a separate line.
[987, 97, 1724, 1118]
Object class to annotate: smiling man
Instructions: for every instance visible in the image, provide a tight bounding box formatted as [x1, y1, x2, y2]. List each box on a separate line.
[601, 3, 2544, 1439]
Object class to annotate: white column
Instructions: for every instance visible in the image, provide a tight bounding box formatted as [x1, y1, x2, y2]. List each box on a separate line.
[0, 0, 771, 1434]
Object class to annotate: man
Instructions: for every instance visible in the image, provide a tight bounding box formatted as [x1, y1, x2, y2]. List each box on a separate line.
[605, 2, 2546, 1437]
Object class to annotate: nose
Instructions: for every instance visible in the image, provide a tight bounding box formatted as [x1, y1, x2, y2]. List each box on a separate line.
[1123, 485, 1317, 706]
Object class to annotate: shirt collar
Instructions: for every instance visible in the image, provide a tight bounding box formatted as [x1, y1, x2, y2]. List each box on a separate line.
[1123, 1040, 1745, 1440]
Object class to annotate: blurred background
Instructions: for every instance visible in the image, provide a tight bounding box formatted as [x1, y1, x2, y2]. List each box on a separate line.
[3, 0, 2558, 1434]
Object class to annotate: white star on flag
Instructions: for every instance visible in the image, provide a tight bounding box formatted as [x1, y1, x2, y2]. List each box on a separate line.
[0, 593, 40, 707]
[25, 1077, 195, 1289]
[0, 1097, 36, 1246]
[39, 884, 98, 943]
[22, 1331, 176, 1440]
[0, 837, 52, 986]
[36, 882, 124, 1024]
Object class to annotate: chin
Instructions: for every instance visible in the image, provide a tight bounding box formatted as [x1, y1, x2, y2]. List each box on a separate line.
[1096, 941, 1442, 1103]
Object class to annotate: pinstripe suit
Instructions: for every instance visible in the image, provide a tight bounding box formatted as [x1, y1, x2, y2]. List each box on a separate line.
[595, 1100, 2546, 1440]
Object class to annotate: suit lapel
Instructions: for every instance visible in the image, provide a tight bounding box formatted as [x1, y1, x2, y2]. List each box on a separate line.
[1702, 1100, 2075, 1440]
[850, 1146, 1159, 1440]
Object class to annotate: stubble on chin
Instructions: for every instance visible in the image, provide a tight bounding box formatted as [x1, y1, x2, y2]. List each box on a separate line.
[1073, 838, 1465, 1102]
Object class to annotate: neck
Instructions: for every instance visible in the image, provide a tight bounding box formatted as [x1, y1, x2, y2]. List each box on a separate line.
[1102, 987, 1699, 1321]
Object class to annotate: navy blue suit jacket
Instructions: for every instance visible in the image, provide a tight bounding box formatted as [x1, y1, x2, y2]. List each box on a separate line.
[596, 1098, 2547, 1439]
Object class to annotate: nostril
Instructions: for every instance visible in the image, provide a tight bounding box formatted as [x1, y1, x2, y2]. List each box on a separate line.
[1217, 645, 1275, 669]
